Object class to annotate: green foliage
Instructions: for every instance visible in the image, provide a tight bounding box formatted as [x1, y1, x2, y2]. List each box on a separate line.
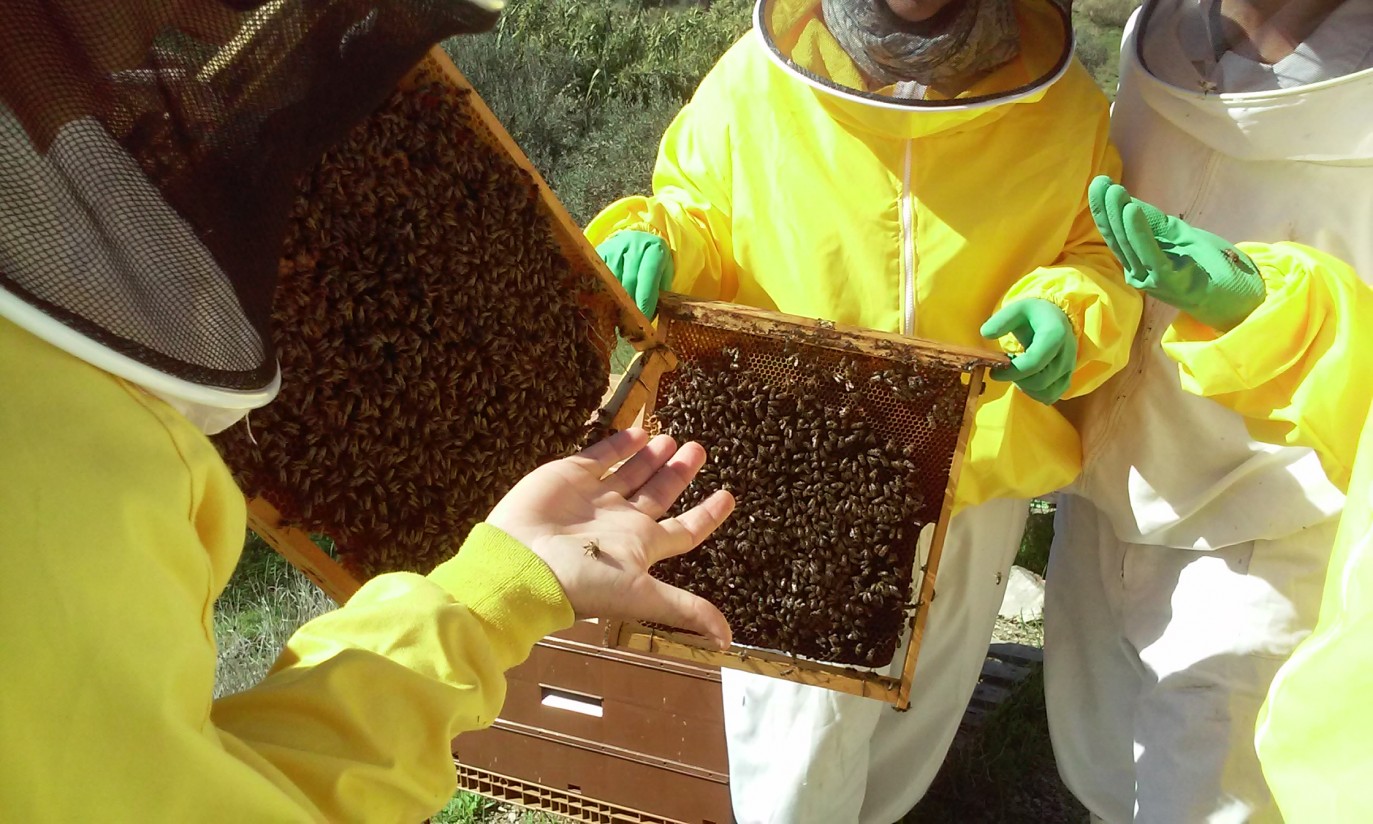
[443, 0, 751, 224]
[914, 667, 1087, 822]
[1073, 0, 1141, 99]
[434, 791, 567, 823]
[214, 533, 335, 698]
[1016, 500, 1055, 576]
[490, 0, 752, 104]
[433, 791, 501, 823]
[1076, 0, 1141, 28]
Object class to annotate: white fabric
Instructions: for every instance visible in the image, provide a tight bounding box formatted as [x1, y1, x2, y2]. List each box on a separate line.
[1062, 1, 1373, 553]
[1045, 496, 1335, 823]
[724, 496, 1029, 824]
[1046, 2, 1373, 821]
[0, 109, 274, 432]
[1143, 0, 1373, 93]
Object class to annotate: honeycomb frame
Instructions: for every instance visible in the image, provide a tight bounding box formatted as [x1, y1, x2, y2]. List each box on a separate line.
[605, 294, 1007, 709]
[242, 47, 664, 603]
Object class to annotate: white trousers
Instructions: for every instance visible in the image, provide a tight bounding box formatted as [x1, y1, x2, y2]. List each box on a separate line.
[1044, 495, 1336, 823]
[722, 497, 1030, 824]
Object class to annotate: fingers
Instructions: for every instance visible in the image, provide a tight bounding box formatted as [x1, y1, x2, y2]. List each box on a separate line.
[1041, 369, 1074, 404]
[598, 236, 628, 274]
[1022, 367, 1074, 405]
[635, 244, 665, 316]
[626, 440, 708, 519]
[639, 578, 733, 650]
[1087, 175, 1126, 264]
[978, 301, 1028, 341]
[1122, 201, 1175, 281]
[655, 243, 676, 290]
[603, 434, 677, 498]
[993, 346, 1049, 383]
[566, 427, 650, 477]
[1103, 183, 1147, 277]
[999, 319, 1070, 384]
[1132, 197, 1175, 241]
[1011, 337, 1076, 394]
[654, 488, 737, 561]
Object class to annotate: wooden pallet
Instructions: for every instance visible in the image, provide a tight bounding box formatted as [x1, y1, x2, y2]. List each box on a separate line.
[960, 643, 1044, 731]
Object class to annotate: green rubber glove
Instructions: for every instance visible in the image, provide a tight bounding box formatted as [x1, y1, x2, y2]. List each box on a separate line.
[1088, 175, 1264, 331]
[980, 298, 1078, 405]
[596, 231, 674, 318]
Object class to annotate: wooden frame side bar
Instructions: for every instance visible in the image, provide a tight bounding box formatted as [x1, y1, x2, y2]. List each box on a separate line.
[896, 367, 988, 707]
[413, 49, 660, 349]
[601, 347, 677, 431]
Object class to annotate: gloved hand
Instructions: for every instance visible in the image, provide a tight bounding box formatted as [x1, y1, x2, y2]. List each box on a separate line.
[596, 231, 674, 318]
[981, 298, 1078, 405]
[1088, 175, 1265, 331]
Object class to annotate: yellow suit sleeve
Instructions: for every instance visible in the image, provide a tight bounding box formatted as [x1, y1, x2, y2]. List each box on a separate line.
[999, 112, 1142, 399]
[1161, 241, 1372, 492]
[585, 78, 738, 302]
[0, 317, 573, 822]
[212, 524, 574, 821]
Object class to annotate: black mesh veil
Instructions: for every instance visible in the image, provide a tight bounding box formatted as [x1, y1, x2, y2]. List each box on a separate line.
[0, 1, 500, 418]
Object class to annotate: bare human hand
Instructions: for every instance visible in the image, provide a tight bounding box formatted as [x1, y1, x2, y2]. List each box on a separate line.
[486, 428, 736, 649]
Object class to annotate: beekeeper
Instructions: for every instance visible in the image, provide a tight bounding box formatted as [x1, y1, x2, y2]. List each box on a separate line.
[0, 2, 734, 820]
[586, 0, 1143, 819]
[1042, 0, 1373, 820]
[1082, 179, 1373, 821]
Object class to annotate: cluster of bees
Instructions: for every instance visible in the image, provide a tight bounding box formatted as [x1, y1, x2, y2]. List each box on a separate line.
[215, 78, 616, 579]
[650, 346, 943, 667]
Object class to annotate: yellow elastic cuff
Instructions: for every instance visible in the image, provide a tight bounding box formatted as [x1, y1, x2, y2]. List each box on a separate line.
[995, 294, 1082, 356]
[427, 524, 574, 639]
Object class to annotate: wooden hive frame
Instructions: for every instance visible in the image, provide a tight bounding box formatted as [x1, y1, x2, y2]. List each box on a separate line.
[246, 45, 674, 604]
[603, 294, 1008, 710]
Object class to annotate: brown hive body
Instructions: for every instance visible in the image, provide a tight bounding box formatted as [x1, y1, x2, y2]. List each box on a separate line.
[215, 78, 616, 579]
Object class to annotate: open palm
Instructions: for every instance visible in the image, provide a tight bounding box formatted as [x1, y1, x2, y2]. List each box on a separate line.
[487, 428, 735, 648]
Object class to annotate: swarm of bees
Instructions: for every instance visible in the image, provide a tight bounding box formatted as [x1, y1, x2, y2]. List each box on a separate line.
[215, 74, 617, 580]
[650, 342, 964, 667]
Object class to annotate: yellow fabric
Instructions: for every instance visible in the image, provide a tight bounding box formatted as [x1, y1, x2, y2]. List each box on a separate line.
[587, 0, 1140, 509]
[1161, 242, 1373, 821]
[0, 317, 574, 821]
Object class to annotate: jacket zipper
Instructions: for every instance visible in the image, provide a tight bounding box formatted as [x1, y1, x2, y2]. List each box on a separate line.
[901, 140, 917, 336]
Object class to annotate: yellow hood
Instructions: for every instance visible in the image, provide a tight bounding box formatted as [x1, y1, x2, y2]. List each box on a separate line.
[754, 0, 1076, 139]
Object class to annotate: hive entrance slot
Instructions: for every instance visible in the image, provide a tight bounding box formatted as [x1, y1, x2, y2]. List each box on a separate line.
[540, 686, 605, 718]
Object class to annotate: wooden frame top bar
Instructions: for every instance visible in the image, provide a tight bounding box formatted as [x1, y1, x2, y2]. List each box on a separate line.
[656, 293, 1009, 372]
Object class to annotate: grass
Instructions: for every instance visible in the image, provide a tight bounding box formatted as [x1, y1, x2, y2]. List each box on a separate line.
[433, 793, 564, 824]
[213, 533, 336, 698]
[914, 665, 1085, 823]
[432, 792, 503, 824]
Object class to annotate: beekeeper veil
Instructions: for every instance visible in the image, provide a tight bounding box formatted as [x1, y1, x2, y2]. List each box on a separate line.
[821, 0, 1021, 91]
[0, 1, 500, 432]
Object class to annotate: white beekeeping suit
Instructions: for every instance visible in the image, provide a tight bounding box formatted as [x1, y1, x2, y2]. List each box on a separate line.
[1043, 0, 1373, 821]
